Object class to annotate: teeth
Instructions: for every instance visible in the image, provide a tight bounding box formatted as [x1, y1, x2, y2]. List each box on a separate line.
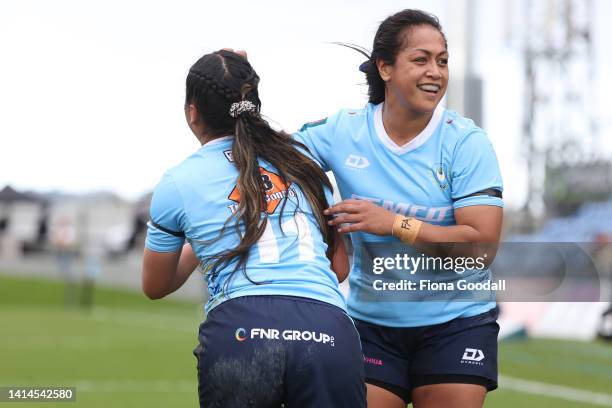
[419, 84, 440, 92]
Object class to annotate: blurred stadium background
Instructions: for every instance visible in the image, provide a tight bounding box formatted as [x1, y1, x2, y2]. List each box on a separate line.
[2, 0, 612, 406]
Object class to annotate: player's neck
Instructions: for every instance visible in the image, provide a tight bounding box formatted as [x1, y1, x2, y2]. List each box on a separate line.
[198, 133, 231, 146]
[381, 102, 434, 146]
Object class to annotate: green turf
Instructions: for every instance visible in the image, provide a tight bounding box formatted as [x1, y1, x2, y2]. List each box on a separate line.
[487, 388, 605, 408]
[498, 338, 612, 392]
[0, 274, 202, 407]
[1, 274, 611, 407]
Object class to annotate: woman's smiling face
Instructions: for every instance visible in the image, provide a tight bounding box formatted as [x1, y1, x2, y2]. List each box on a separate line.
[378, 24, 449, 115]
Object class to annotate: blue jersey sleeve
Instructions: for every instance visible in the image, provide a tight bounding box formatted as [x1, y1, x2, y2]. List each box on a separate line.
[293, 141, 337, 207]
[145, 172, 187, 252]
[294, 112, 342, 172]
[451, 130, 504, 209]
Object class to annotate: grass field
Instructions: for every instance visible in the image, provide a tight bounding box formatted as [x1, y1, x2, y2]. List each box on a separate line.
[1, 274, 611, 407]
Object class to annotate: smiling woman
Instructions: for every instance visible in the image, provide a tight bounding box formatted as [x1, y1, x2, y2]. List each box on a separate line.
[295, 9, 504, 408]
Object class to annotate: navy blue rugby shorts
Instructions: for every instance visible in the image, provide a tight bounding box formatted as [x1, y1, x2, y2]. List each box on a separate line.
[355, 307, 499, 404]
[193, 295, 366, 408]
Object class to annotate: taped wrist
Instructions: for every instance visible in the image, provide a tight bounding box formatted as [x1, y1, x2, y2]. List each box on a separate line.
[391, 215, 423, 245]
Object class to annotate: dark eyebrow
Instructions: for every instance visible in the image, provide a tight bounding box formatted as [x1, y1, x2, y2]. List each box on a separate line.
[412, 48, 449, 57]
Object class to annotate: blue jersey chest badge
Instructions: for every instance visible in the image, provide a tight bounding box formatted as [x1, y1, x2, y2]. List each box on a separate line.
[432, 163, 449, 190]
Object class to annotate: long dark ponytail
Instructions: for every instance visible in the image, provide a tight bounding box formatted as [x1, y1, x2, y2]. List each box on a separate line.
[186, 50, 336, 284]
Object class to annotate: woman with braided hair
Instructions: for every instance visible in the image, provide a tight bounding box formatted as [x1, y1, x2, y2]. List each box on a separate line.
[141, 50, 365, 407]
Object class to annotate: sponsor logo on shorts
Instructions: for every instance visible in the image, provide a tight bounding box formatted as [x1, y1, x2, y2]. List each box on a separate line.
[235, 328, 335, 346]
[461, 348, 485, 366]
[235, 328, 248, 342]
[364, 356, 384, 366]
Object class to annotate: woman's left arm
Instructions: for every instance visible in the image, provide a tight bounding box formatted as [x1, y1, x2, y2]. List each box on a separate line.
[325, 200, 500, 240]
[325, 200, 502, 263]
[414, 204, 502, 264]
[418, 205, 502, 243]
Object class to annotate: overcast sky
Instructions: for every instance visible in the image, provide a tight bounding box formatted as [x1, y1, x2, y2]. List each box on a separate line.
[1, 0, 611, 210]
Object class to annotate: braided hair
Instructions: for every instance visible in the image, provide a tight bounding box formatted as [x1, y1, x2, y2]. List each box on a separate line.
[186, 50, 336, 286]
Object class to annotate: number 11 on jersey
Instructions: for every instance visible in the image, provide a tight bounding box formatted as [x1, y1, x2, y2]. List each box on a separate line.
[257, 213, 315, 263]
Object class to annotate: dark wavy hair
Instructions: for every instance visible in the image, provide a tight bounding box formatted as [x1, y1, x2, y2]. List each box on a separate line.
[186, 50, 336, 285]
[338, 9, 447, 104]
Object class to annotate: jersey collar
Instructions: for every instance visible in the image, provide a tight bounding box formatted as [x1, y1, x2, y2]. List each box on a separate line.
[373, 103, 444, 155]
[204, 135, 233, 146]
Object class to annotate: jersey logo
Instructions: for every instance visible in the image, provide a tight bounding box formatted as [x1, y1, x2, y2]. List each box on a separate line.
[461, 348, 485, 365]
[228, 167, 296, 214]
[299, 118, 327, 131]
[345, 154, 370, 170]
[431, 162, 449, 190]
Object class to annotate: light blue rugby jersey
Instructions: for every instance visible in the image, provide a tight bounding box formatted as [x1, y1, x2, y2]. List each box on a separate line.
[145, 136, 346, 314]
[295, 103, 504, 327]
